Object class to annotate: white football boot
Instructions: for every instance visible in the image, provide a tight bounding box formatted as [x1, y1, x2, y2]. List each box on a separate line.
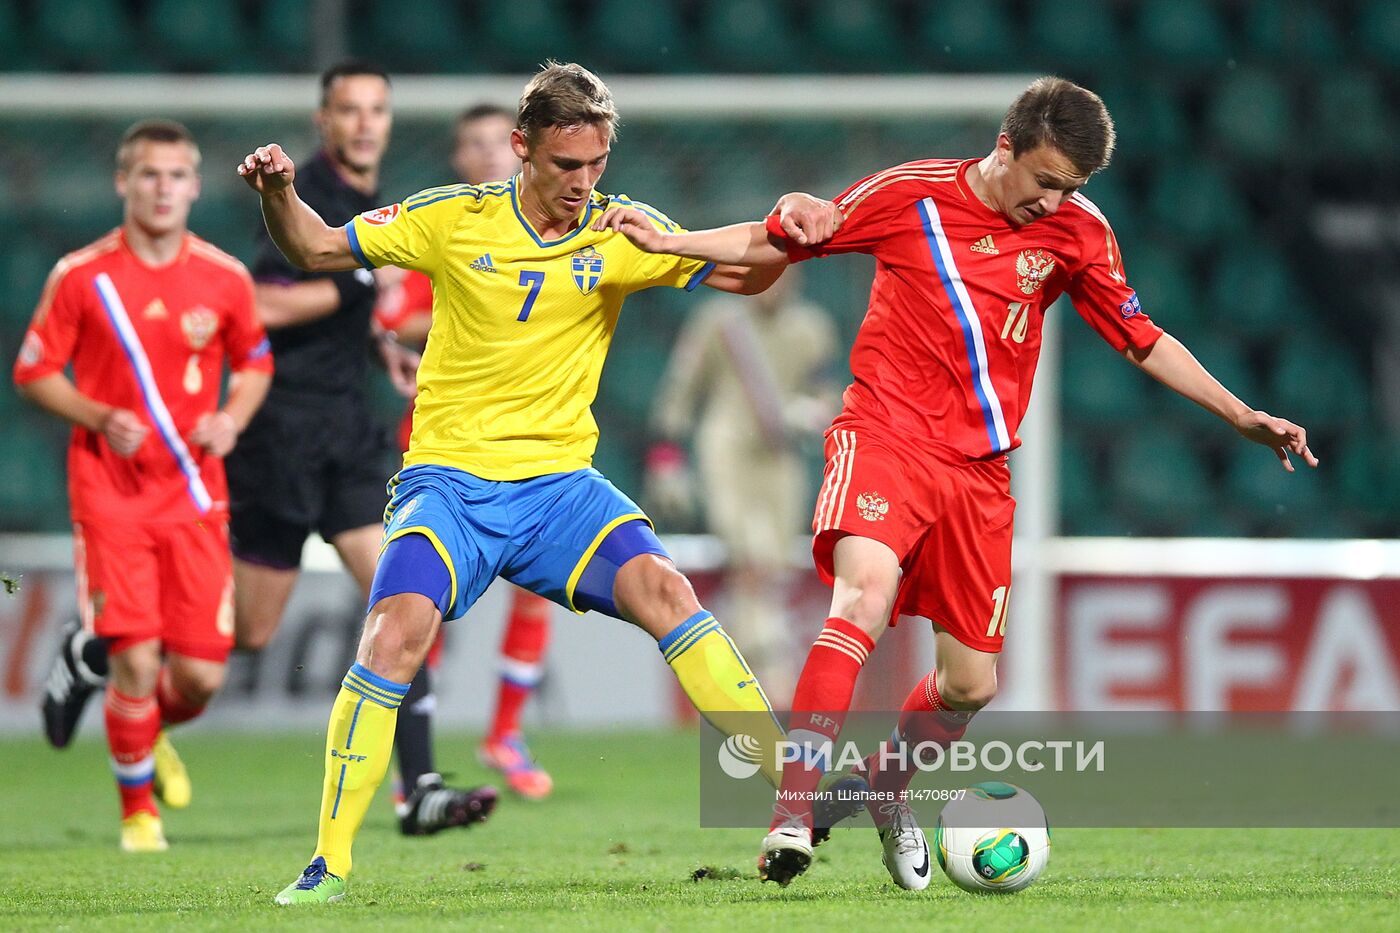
[758, 806, 814, 885]
[875, 801, 931, 891]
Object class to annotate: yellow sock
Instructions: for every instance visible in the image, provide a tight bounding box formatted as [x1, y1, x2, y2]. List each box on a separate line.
[660, 610, 785, 787]
[313, 663, 408, 878]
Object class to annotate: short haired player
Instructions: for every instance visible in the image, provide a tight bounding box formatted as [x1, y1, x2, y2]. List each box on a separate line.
[595, 76, 1318, 888]
[240, 62, 856, 905]
[373, 101, 559, 800]
[15, 120, 273, 852]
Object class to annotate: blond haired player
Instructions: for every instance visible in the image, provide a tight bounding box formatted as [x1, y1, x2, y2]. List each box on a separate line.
[240, 62, 856, 905]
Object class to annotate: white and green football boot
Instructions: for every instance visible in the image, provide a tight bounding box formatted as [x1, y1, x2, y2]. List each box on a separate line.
[274, 857, 347, 906]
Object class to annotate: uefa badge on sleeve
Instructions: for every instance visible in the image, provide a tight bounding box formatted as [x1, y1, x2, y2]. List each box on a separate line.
[360, 204, 401, 226]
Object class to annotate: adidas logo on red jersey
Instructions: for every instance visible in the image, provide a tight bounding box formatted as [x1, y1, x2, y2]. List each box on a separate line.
[970, 235, 998, 255]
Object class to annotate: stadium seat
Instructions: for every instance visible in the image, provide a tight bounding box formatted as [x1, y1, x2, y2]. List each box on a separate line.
[695, 155, 783, 225]
[40, 152, 120, 242]
[1173, 335, 1261, 415]
[1336, 434, 1400, 529]
[1026, 0, 1120, 71]
[1144, 159, 1249, 244]
[1, 242, 56, 328]
[256, 0, 312, 69]
[1059, 326, 1141, 424]
[0, 427, 67, 530]
[917, 0, 1019, 68]
[146, 0, 251, 72]
[1119, 240, 1204, 337]
[357, 0, 473, 72]
[807, 0, 903, 72]
[700, 0, 798, 72]
[603, 157, 687, 217]
[590, 0, 693, 72]
[1310, 72, 1394, 161]
[1057, 429, 1116, 535]
[0, 0, 40, 71]
[1132, 0, 1231, 67]
[1242, 0, 1344, 68]
[1266, 339, 1369, 435]
[1357, 0, 1400, 67]
[1075, 171, 1137, 242]
[1108, 425, 1214, 533]
[1205, 242, 1309, 340]
[33, 0, 139, 71]
[478, 0, 582, 72]
[1098, 80, 1191, 164]
[878, 119, 985, 170]
[1207, 69, 1295, 160]
[1223, 438, 1325, 533]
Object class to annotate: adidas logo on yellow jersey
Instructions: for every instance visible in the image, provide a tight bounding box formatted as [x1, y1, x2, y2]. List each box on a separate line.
[469, 253, 499, 273]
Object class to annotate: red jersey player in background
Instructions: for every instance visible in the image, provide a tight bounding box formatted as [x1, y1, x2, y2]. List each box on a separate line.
[14, 120, 273, 852]
[596, 77, 1318, 888]
[373, 103, 555, 800]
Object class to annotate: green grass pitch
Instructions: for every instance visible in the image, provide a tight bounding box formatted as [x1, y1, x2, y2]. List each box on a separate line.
[2, 729, 1397, 931]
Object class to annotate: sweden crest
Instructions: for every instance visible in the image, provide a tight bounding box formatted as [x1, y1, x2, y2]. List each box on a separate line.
[571, 246, 604, 294]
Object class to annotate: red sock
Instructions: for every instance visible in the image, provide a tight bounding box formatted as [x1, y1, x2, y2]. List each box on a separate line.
[869, 671, 975, 821]
[772, 618, 876, 832]
[156, 667, 204, 726]
[104, 686, 160, 819]
[489, 589, 551, 740]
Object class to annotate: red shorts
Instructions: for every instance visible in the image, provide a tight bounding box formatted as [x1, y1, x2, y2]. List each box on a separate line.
[811, 424, 1014, 653]
[74, 519, 235, 662]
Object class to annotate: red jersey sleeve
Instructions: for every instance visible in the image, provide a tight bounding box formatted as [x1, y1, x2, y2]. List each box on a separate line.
[223, 264, 273, 374]
[1065, 196, 1162, 352]
[764, 166, 925, 262]
[13, 261, 83, 385]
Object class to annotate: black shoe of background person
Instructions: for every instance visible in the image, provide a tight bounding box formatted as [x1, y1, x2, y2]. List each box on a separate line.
[397, 773, 499, 836]
[41, 619, 108, 748]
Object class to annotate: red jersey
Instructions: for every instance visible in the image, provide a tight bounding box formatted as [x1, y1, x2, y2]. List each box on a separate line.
[769, 159, 1162, 461]
[13, 229, 273, 523]
[372, 268, 433, 335]
[372, 269, 433, 453]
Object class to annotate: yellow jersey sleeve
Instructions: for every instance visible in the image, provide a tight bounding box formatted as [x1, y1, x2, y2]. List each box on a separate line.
[345, 185, 480, 276]
[609, 196, 715, 292]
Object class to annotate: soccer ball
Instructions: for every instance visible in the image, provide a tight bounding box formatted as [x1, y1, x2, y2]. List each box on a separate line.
[934, 782, 1050, 893]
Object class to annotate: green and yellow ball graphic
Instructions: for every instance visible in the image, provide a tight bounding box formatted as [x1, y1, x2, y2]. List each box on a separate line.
[971, 830, 1030, 883]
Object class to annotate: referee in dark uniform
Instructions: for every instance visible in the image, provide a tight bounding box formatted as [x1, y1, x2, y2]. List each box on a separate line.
[227, 60, 496, 836]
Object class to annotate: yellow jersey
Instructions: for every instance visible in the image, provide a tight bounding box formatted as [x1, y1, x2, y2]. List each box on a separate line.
[346, 176, 712, 480]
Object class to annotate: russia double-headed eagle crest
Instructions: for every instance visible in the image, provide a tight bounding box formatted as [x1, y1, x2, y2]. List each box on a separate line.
[1015, 249, 1056, 295]
[180, 307, 219, 351]
[571, 246, 604, 294]
[856, 492, 889, 522]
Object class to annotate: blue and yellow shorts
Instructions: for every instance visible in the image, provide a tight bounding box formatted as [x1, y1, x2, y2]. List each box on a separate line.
[367, 464, 668, 622]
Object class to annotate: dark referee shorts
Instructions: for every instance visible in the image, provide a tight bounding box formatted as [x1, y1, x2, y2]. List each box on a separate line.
[226, 393, 399, 570]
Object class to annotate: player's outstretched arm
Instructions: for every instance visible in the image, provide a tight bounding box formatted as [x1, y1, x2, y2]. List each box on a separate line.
[593, 210, 783, 265]
[1125, 333, 1319, 472]
[591, 192, 842, 265]
[237, 144, 359, 273]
